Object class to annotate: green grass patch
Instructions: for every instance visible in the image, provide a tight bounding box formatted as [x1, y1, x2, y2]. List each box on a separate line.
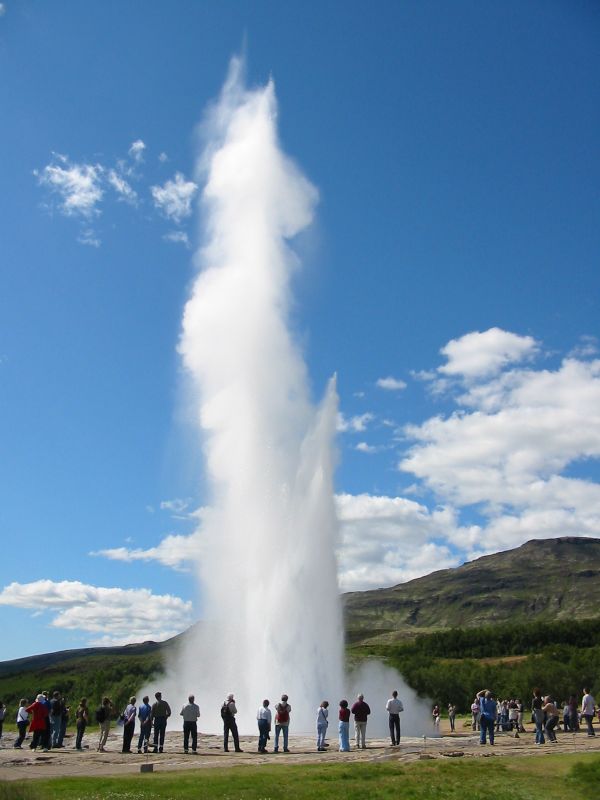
[1, 752, 596, 800]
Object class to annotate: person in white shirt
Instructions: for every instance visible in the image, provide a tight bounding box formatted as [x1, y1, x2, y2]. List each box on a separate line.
[385, 690, 404, 745]
[316, 701, 329, 751]
[180, 695, 201, 753]
[581, 688, 596, 737]
[14, 700, 29, 749]
[256, 699, 272, 753]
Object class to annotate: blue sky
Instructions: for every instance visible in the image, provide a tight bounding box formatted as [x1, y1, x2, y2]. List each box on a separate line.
[1, 0, 599, 660]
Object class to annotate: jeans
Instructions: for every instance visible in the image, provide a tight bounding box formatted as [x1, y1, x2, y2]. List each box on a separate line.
[583, 714, 596, 736]
[58, 717, 68, 747]
[533, 709, 545, 744]
[449, 715, 455, 732]
[354, 721, 367, 748]
[257, 718, 269, 751]
[75, 722, 86, 749]
[480, 715, 495, 745]
[339, 720, 350, 751]
[51, 715, 62, 747]
[317, 723, 328, 749]
[274, 724, 289, 751]
[138, 719, 151, 752]
[389, 713, 400, 745]
[15, 721, 28, 748]
[153, 717, 167, 750]
[122, 720, 135, 752]
[545, 715, 558, 742]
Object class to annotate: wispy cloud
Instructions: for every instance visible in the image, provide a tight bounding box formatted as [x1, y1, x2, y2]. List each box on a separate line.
[337, 412, 374, 433]
[77, 228, 101, 248]
[128, 139, 146, 163]
[107, 169, 138, 204]
[0, 4, 6, 17]
[151, 172, 198, 224]
[163, 230, 190, 247]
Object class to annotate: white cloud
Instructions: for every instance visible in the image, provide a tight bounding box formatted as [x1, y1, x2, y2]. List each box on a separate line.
[128, 139, 146, 163]
[107, 169, 138, 204]
[158, 152, 169, 163]
[91, 531, 203, 571]
[0, 4, 6, 17]
[77, 228, 101, 248]
[0, 580, 193, 645]
[36, 156, 104, 219]
[163, 230, 190, 247]
[337, 412, 374, 433]
[439, 328, 538, 379]
[376, 376, 407, 391]
[151, 172, 198, 224]
[356, 442, 377, 454]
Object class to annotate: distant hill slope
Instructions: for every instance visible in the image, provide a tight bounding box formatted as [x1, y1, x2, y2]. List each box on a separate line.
[343, 536, 600, 645]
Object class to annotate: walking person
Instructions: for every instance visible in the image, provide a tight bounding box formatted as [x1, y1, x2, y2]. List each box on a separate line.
[338, 700, 350, 752]
[137, 696, 152, 754]
[151, 692, 171, 753]
[257, 699, 271, 753]
[581, 688, 596, 737]
[121, 696, 137, 753]
[351, 693, 371, 749]
[477, 690, 497, 746]
[274, 694, 291, 753]
[180, 694, 200, 754]
[532, 688, 545, 745]
[316, 701, 329, 751]
[448, 703, 457, 733]
[26, 695, 49, 751]
[386, 690, 404, 745]
[14, 700, 29, 749]
[222, 693, 243, 752]
[74, 698, 88, 750]
[96, 697, 113, 752]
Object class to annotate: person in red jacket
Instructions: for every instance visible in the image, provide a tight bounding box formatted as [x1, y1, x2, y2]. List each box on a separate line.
[26, 695, 49, 751]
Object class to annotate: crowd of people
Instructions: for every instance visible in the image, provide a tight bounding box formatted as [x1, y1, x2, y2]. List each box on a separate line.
[462, 687, 598, 746]
[0, 689, 404, 755]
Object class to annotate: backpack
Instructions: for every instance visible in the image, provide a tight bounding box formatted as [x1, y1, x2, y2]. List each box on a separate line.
[220, 703, 232, 721]
[276, 704, 289, 724]
[95, 705, 106, 723]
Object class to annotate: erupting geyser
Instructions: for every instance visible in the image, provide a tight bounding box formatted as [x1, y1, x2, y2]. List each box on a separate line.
[171, 58, 344, 732]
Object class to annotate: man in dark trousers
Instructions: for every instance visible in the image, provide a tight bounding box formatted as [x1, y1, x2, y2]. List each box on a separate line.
[222, 693, 243, 752]
[151, 691, 171, 753]
[180, 694, 200, 753]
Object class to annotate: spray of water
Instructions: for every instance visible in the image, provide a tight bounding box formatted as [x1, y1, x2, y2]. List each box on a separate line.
[169, 58, 343, 732]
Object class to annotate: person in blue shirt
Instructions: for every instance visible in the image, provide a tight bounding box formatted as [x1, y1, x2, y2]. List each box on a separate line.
[477, 689, 497, 745]
[137, 696, 152, 754]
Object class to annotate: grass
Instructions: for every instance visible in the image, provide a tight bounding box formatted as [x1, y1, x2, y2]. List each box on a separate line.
[1, 753, 599, 800]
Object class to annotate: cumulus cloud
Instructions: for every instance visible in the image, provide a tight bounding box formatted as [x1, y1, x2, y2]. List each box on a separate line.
[0, 580, 193, 645]
[337, 412, 374, 433]
[151, 172, 198, 224]
[91, 531, 204, 570]
[355, 442, 377, 454]
[128, 139, 146, 162]
[376, 376, 407, 391]
[35, 156, 104, 218]
[438, 328, 538, 379]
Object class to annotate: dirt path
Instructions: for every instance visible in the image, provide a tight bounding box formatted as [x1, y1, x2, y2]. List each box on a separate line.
[1, 725, 599, 781]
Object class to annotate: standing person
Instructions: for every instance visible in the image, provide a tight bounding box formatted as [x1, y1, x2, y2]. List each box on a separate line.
[14, 700, 29, 749]
[256, 699, 271, 754]
[97, 697, 113, 752]
[447, 703, 457, 733]
[222, 693, 242, 752]
[508, 699, 519, 737]
[432, 704, 441, 728]
[26, 695, 49, 751]
[58, 698, 70, 748]
[74, 698, 88, 750]
[532, 688, 545, 745]
[121, 696, 137, 753]
[137, 696, 152, 754]
[471, 697, 480, 730]
[40, 691, 52, 751]
[49, 691, 63, 748]
[180, 694, 200, 754]
[316, 701, 329, 751]
[151, 691, 171, 753]
[477, 690, 497, 746]
[517, 698, 525, 733]
[274, 694, 291, 753]
[568, 695, 579, 732]
[0, 702, 5, 745]
[351, 693, 371, 750]
[542, 696, 559, 743]
[386, 690, 404, 745]
[581, 688, 596, 737]
[338, 700, 350, 752]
